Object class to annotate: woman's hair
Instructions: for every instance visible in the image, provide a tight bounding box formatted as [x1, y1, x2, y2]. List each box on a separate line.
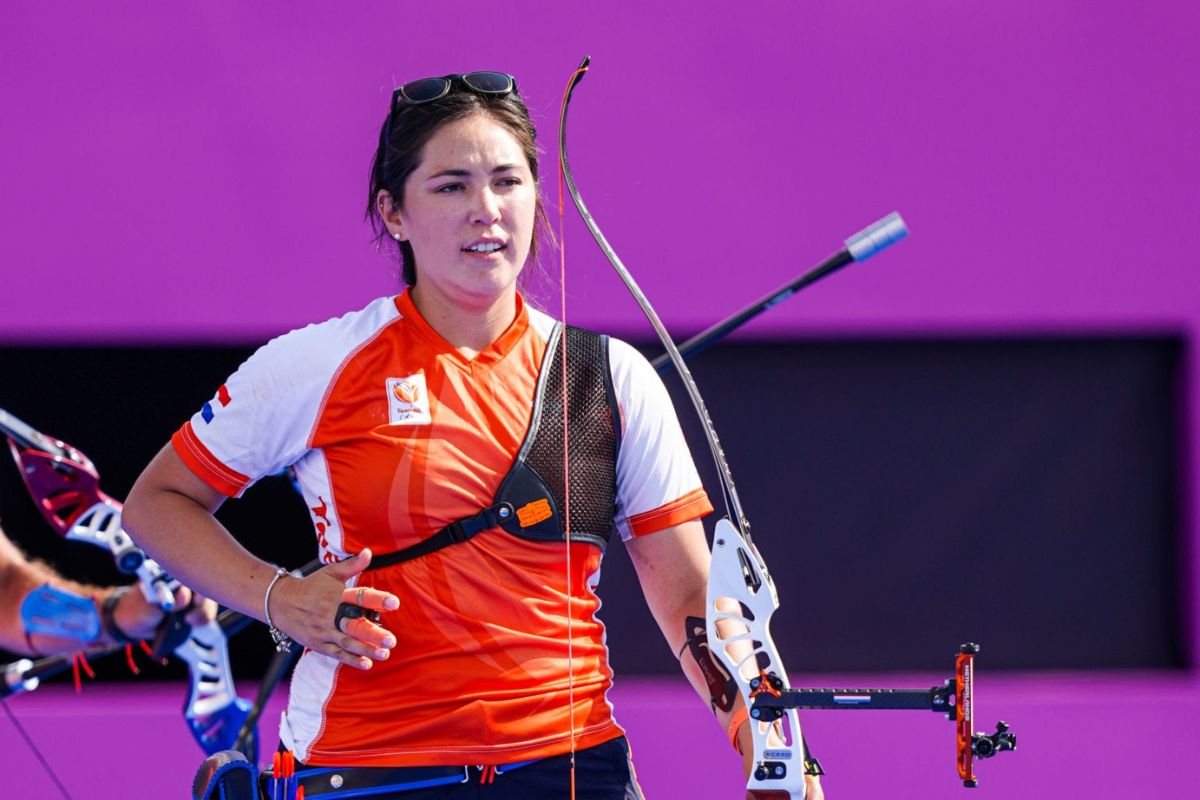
[366, 86, 553, 287]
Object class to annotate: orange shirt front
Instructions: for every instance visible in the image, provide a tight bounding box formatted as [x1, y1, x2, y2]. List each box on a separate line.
[173, 290, 712, 765]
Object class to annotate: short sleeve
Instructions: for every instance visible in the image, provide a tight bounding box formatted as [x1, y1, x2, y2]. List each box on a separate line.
[172, 296, 402, 497]
[609, 338, 713, 539]
[171, 329, 326, 497]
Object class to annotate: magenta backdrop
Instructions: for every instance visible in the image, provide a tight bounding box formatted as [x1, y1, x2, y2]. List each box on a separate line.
[4, 1, 1196, 340]
[2, 2, 1199, 794]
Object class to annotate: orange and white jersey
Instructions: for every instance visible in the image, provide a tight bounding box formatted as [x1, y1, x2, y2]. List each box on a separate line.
[172, 289, 712, 766]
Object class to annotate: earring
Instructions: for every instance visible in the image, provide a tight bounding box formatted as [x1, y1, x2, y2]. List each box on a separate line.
[392, 233, 402, 241]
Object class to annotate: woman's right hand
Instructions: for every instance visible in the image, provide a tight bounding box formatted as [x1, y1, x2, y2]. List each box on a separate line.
[267, 549, 399, 670]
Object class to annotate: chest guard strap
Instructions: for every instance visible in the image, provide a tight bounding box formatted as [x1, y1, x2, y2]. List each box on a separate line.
[368, 323, 621, 572]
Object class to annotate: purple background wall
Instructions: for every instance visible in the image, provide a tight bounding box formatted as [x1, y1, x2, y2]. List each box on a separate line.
[5, 2, 1197, 340]
[9, 0, 1196, 655]
[2, 1, 1198, 797]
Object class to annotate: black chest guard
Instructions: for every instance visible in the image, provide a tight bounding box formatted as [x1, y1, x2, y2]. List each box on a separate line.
[368, 324, 622, 572]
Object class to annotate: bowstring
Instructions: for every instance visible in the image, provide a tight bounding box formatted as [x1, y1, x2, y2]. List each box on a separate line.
[556, 64, 589, 800]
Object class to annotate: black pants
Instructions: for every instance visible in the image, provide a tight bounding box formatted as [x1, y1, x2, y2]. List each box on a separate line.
[288, 737, 645, 800]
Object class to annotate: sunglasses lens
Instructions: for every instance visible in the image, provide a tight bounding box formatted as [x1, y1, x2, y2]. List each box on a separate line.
[396, 72, 514, 108]
[401, 78, 451, 104]
[462, 72, 513, 94]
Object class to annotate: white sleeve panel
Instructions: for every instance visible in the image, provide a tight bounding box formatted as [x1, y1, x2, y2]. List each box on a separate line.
[609, 337, 709, 540]
[183, 296, 400, 495]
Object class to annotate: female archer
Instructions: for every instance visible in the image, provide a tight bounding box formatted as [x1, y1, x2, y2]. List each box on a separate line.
[124, 70, 823, 799]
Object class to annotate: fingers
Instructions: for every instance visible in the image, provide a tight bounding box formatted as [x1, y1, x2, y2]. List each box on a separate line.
[336, 586, 398, 659]
[172, 585, 195, 611]
[341, 615, 396, 652]
[340, 585, 399, 613]
[266, 555, 398, 671]
[113, 586, 164, 640]
[312, 636, 374, 671]
[168, 585, 218, 626]
[327, 615, 395, 668]
[185, 597, 219, 626]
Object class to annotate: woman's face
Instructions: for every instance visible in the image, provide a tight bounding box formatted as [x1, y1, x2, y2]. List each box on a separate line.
[383, 113, 537, 311]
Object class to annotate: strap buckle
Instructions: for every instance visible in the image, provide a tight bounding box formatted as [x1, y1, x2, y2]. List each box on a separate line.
[444, 521, 470, 544]
[448, 503, 513, 543]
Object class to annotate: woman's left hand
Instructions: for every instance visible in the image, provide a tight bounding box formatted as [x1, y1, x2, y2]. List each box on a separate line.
[268, 549, 400, 670]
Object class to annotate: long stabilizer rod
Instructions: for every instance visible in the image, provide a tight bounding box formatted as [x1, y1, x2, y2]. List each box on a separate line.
[652, 212, 908, 373]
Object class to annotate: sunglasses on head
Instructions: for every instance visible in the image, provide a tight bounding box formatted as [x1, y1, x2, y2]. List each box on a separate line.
[391, 71, 517, 111]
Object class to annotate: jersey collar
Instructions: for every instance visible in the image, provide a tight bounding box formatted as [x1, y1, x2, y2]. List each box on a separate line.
[394, 288, 530, 367]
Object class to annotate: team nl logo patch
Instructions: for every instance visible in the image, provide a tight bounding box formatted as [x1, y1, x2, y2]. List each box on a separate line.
[386, 374, 431, 425]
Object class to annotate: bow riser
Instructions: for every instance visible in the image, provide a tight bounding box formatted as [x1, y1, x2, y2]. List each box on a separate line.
[708, 517, 806, 798]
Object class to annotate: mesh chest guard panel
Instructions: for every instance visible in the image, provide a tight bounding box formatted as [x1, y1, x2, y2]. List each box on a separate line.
[495, 324, 621, 550]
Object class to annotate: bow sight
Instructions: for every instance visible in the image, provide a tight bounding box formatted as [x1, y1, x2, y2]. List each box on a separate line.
[747, 643, 1017, 787]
